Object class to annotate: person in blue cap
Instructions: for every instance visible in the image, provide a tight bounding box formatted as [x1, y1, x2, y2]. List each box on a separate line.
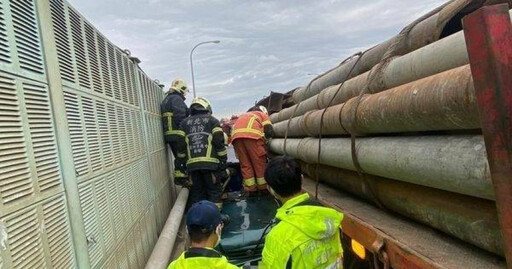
[168, 200, 238, 269]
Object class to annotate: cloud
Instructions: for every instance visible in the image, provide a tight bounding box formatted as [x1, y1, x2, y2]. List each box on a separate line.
[69, 0, 446, 119]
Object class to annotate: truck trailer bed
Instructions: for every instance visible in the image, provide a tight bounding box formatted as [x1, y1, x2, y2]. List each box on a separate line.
[302, 177, 505, 269]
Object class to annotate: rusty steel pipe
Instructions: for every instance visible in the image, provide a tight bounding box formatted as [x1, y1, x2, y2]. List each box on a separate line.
[270, 135, 494, 200]
[270, 8, 512, 124]
[300, 163, 503, 256]
[290, 0, 478, 104]
[273, 65, 480, 137]
[271, 31, 467, 124]
[145, 188, 189, 269]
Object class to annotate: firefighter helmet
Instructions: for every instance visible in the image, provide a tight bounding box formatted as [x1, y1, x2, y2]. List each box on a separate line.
[258, 106, 268, 115]
[170, 78, 189, 95]
[191, 97, 212, 114]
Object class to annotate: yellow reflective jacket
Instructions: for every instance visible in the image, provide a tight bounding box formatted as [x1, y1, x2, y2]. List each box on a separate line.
[262, 193, 344, 269]
[168, 248, 239, 269]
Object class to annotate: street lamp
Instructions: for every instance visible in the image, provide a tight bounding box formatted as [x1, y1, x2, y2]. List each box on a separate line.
[190, 40, 220, 98]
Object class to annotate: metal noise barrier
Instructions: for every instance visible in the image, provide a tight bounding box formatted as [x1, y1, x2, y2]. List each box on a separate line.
[145, 188, 189, 269]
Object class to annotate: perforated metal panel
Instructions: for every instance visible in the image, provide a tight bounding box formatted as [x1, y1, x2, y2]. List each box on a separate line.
[95, 177, 115, 255]
[84, 22, 102, 94]
[116, 243, 129, 269]
[49, 0, 75, 83]
[105, 172, 123, 243]
[5, 207, 46, 268]
[97, 34, 112, 98]
[10, 0, 44, 75]
[63, 89, 88, 176]
[102, 255, 116, 269]
[68, 7, 90, 90]
[125, 228, 138, 269]
[1, 194, 76, 269]
[0, 0, 173, 268]
[42, 195, 76, 268]
[79, 182, 103, 268]
[22, 82, 61, 194]
[0, 3, 11, 64]
[0, 73, 33, 208]
[0, 71, 64, 216]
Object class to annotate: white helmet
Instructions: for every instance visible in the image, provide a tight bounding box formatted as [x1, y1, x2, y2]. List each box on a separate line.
[258, 106, 268, 115]
[191, 96, 213, 114]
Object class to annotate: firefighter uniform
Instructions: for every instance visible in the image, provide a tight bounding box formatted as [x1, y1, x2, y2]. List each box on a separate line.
[161, 79, 189, 184]
[231, 108, 272, 192]
[175, 97, 227, 207]
[161, 79, 189, 156]
[262, 193, 344, 269]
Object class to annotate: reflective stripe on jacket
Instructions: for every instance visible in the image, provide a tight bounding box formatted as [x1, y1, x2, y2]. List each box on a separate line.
[262, 193, 344, 269]
[176, 113, 227, 172]
[231, 111, 271, 141]
[161, 92, 189, 137]
[168, 248, 239, 269]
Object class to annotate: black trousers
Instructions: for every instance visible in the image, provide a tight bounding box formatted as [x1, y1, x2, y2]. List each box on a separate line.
[167, 140, 178, 158]
[188, 170, 222, 207]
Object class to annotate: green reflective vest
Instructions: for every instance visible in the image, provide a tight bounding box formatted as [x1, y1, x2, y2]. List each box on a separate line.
[262, 193, 344, 269]
[168, 248, 239, 269]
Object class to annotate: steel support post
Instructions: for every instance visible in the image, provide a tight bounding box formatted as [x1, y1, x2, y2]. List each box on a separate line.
[463, 3, 512, 267]
[35, 0, 91, 267]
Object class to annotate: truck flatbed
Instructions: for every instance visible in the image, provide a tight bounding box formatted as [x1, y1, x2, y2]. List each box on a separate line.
[302, 177, 506, 269]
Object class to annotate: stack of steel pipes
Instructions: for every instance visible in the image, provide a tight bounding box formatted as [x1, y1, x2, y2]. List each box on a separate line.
[267, 0, 512, 258]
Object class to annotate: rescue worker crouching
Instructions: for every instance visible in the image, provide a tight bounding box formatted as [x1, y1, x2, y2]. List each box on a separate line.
[175, 97, 228, 208]
[161, 78, 190, 186]
[262, 156, 344, 269]
[231, 106, 273, 193]
[168, 200, 238, 269]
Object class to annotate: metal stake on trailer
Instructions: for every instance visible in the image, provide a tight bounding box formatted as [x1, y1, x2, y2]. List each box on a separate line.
[463, 3, 512, 268]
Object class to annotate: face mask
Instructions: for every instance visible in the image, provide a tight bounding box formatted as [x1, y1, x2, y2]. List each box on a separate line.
[214, 224, 223, 247]
[268, 187, 283, 206]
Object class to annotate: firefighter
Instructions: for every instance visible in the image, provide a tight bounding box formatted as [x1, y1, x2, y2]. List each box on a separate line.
[161, 78, 189, 186]
[168, 200, 238, 269]
[261, 156, 344, 269]
[231, 106, 273, 193]
[175, 97, 227, 208]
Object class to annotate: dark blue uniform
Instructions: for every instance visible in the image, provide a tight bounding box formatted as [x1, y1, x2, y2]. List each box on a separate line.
[160, 92, 189, 156]
[175, 111, 227, 206]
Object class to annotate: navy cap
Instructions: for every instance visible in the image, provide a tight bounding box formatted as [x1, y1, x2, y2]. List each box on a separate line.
[186, 200, 222, 232]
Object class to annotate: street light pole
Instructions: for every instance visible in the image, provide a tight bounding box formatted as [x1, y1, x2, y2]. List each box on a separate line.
[190, 40, 220, 98]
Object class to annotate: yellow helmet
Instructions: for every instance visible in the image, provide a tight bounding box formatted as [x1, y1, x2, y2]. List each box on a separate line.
[191, 96, 212, 114]
[170, 78, 189, 95]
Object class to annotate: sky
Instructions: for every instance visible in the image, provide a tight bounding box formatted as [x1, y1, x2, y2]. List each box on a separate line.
[70, 0, 446, 119]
